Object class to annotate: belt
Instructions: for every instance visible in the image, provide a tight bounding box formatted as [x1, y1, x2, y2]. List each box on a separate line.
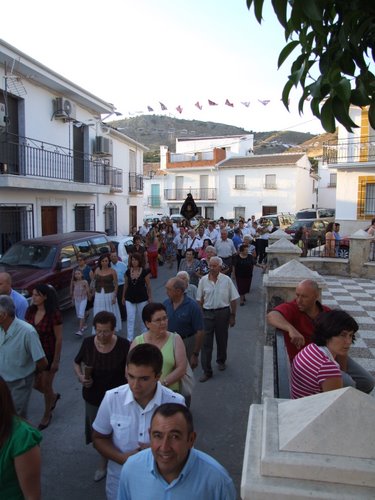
[203, 306, 229, 312]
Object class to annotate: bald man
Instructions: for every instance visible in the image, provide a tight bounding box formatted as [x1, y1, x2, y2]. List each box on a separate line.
[0, 272, 28, 319]
[267, 279, 374, 394]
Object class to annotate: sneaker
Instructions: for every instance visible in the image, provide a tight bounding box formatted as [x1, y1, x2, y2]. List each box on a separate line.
[75, 330, 83, 336]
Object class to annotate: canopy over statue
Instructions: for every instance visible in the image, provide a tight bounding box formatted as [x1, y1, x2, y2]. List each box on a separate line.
[180, 193, 198, 220]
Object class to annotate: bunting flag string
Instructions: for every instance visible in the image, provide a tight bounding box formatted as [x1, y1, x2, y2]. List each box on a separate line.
[128, 97, 289, 117]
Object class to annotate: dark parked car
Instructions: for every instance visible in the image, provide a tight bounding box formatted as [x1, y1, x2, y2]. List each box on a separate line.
[295, 208, 335, 220]
[0, 231, 115, 309]
[285, 219, 330, 248]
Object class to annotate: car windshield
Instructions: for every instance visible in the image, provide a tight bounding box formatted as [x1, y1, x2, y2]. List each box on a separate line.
[296, 211, 316, 219]
[289, 221, 313, 230]
[0, 243, 57, 268]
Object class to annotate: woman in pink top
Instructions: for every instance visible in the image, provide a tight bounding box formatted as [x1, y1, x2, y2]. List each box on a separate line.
[291, 310, 358, 399]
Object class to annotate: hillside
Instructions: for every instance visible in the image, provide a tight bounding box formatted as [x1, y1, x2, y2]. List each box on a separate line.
[110, 115, 316, 160]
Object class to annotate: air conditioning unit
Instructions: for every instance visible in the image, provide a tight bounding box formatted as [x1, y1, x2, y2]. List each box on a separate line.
[53, 97, 76, 120]
[94, 136, 112, 156]
[0, 103, 6, 127]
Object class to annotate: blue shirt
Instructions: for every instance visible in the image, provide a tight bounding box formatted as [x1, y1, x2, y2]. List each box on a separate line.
[163, 295, 203, 339]
[10, 289, 28, 320]
[232, 234, 243, 250]
[111, 261, 127, 286]
[117, 447, 236, 500]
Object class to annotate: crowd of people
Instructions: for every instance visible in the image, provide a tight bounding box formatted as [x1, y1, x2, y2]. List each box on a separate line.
[0, 213, 374, 499]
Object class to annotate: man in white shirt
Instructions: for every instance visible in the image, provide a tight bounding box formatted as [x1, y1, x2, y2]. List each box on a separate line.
[205, 221, 219, 245]
[92, 344, 185, 500]
[196, 257, 239, 382]
[139, 220, 150, 241]
[185, 229, 202, 255]
[214, 229, 237, 275]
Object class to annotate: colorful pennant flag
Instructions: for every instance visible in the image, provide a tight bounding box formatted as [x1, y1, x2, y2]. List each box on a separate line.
[159, 102, 167, 111]
[195, 101, 202, 110]
[176, 105, 183, 114]
[241, 101, 250, 107]
[147, 105, 154, 112]
[258, 99, 270, 106]
[225, 99, 234, 107]
[208, 99, 218, 106]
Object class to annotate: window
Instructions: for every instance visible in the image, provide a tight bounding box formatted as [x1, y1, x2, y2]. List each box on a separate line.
[329, 173, 337, 187]
[74, 204, 95, 231]
[357, 176, 375, 219]
[234, 175, 246, 190]
[129, 150, 136, 173]
[262, 206, 277, 216]
[234, 207, 245, 219]
[264, 174, 277, 189]
[0, 204, 34, 256]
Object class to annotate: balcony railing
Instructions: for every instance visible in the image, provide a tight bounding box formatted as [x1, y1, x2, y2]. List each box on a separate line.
[234, 184, 246, 190]
[0, 133, 123, 190]
[170, 151, 214, 162]
[327, 182, 337, 188]
[264, 183, 277, 189]
[147, 195, 161, 207]
[129, 173, 144, 193]
[323, 136, 375, 164]
[164, 187, 216, 201]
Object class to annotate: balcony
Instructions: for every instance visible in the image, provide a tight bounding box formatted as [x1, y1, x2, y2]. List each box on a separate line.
[264, 183, 277, 189]
[323, 136, 375, 165]
[164, 187, 216, 201]
[234, 184, 246, 190]
[129, 173, 144, 194]
[147, 195, 161, 208]
[0, 133, 123, 192]
[327, 182, 337, 188]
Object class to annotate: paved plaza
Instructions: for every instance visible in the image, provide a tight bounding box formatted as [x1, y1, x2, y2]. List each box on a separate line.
[322, 276, 375, 385]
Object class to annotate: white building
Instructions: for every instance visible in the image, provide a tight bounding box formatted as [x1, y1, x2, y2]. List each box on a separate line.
[143, 135, 315, 220]
[317, 160, 337, 208]
[0, 39, 147, 255]
[323, 106, 375, 233]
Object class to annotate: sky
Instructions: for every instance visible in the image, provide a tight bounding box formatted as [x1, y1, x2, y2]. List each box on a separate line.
[1, 0, 326, 134]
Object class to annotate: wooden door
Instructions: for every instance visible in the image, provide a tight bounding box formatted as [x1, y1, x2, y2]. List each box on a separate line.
[42, 206, 58, 235]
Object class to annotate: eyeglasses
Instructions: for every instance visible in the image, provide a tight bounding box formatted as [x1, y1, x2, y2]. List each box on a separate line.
[151, 316, 168, 324]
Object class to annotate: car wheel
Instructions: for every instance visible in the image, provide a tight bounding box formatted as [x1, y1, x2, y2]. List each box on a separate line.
[338, 247, 349, 258]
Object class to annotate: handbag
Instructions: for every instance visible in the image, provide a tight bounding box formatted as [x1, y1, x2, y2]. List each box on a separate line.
[173, 333, 195, 398]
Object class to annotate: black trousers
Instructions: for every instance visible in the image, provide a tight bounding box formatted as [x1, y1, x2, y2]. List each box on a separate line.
[201, 307, 230, 375]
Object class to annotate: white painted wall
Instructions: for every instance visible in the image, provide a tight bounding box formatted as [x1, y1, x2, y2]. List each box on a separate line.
[175, 135, 254, 156]
[218, 157, 314, 220]
[0, 47, 146, 238]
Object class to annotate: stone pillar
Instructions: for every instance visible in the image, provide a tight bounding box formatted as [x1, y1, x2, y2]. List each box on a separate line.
[268, 229, 292, 246]
[241, 387, 375, 499]
[349, 229, 372, 277]
[266, 238, 301, 269]
[263, 259, 325, 313]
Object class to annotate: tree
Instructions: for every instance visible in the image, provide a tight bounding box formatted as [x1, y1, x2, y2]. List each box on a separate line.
[246, 0, 375, 132]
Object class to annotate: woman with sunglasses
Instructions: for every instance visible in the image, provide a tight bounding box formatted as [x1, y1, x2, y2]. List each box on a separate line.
[130, 303, 186, 393]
